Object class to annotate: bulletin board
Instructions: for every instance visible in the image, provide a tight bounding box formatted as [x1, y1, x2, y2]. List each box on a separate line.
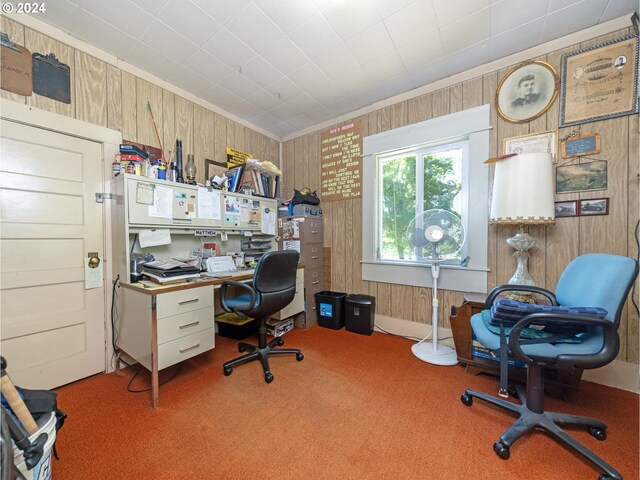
[320, 121, 362, 201]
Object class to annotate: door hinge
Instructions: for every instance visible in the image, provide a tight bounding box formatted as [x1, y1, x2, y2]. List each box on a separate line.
[95, 193, 114, 203]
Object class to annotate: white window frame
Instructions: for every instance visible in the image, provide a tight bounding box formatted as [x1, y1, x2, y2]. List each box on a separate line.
[376, 140, 467, 263]
[361, 104, 491, 294]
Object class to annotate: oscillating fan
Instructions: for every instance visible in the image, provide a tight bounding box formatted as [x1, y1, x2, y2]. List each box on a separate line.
[406, 209, 466, 366]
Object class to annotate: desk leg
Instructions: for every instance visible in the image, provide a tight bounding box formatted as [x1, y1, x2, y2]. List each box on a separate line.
[151, 294, 159, 409]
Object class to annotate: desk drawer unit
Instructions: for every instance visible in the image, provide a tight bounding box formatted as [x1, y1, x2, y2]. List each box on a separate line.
[156, 286, 213, 318]
[156, 286, 214, 368]
[157, 328, 215, 370]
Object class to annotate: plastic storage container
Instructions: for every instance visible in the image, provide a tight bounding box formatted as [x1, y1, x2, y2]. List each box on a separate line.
[315, 291, 346, 329]
[345, 294, 376, 335]
[215, 313, 257, 340]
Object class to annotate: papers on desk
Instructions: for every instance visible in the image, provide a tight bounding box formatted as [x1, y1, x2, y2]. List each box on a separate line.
[205, 256, 237, 275]
[139, 229, 171, 248]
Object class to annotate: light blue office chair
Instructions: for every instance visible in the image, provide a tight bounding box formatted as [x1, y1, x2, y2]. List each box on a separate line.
[461, 254, 638, 480]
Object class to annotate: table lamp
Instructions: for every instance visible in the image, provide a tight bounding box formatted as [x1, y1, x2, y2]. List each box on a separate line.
[489, 152, 555, 293]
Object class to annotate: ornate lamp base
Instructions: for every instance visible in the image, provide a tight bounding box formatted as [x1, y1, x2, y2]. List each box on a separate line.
[505, 227, 537, 303]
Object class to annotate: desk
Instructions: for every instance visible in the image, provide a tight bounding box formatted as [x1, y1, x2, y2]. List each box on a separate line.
[449, 298, 584, 398]
[117, 273, 253, 408]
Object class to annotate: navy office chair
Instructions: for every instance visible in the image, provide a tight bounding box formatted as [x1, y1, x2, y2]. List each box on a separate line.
[219, 250, 303, 383]
[461, 254, 638, 480]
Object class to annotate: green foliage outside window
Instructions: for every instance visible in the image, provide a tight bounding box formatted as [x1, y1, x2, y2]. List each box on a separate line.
[380, 149, 461, 261]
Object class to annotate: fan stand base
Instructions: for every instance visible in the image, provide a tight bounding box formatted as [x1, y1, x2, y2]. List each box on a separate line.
[411, 342, 458, 366]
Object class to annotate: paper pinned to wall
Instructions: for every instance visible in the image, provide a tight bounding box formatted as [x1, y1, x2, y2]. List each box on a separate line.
[261, 208, 276, 235]
[139, 229, 171, 248]
[149, 185, 172, 218]
[198, 187, 221, 220]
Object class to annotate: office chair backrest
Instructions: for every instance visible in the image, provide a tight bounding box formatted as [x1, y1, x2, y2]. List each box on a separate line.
[251, 250, 300, 316]
[555, 254, 638, 325]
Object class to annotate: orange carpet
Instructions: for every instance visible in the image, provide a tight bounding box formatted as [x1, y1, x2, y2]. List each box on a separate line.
[52, 327, 639, 479]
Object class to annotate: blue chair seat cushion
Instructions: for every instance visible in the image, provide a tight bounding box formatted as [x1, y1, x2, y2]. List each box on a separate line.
[490, 298, 606, 333]
[471, 311, 607, 358]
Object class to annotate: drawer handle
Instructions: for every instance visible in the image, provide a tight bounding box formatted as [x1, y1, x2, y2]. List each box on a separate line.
[311, 230, 319, 234]
[178, 298, 199, 305]
[311, 255, 319, 259]
[312, 280, 320, 285]
[179, 343, 200, 354]
[179, 320, 200, 329]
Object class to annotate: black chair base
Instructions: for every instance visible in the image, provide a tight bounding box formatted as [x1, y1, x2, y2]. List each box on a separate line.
[461, 378, 621, 480]
[222, 318, 303, 383]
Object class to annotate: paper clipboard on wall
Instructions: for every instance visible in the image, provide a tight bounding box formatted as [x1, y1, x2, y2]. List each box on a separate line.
[32, 52, 71, 103]
[0, 32, 32, 96]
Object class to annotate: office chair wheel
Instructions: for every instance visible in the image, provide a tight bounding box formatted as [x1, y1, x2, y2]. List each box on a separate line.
[238, 345, 247, 353]
[460, 393, 473, 406]
[223, 366, 233, 376]
[265, 373, 274, 383]
[296, 353, 304, 361]
[276, 337, 285, 346]
[493, 441, 510, 460]
[588, 427, 607, 441]
[598, 474, 613, 480]
[508, 386, 517, 397]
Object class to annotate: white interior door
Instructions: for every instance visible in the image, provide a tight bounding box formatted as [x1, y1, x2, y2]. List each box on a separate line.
[0, 119, 106, 389]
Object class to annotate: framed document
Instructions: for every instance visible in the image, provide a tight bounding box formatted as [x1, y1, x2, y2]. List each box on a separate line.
[496, 60, 559, 123]
[503, 130, 557, 161]
[560, 34, 639, 127]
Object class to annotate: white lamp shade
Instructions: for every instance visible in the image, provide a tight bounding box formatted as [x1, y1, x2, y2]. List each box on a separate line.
[490, 152, 555, 224]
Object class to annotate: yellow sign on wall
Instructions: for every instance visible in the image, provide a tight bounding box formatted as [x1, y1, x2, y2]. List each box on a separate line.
[226, 147, 252, 168]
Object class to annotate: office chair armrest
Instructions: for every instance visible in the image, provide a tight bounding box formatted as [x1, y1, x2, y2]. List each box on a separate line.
[219, 280, 256, 314]
[509, 312, 619, 369]
[484, 285, 558, 309]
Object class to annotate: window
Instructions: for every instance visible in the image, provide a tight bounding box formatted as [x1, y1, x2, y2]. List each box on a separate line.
[378, 141, 465, 262]
[361, 105, 491, 294]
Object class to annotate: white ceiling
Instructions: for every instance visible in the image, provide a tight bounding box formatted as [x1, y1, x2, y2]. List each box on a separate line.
[33, 0, 636, 138]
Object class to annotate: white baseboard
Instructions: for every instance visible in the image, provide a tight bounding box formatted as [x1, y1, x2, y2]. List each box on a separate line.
[373, 314, 640, 394]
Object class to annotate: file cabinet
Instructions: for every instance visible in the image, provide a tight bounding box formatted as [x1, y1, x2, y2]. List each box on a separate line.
[280, 216, 324, 328]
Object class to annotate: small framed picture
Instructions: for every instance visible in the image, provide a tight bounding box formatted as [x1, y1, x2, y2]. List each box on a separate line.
[496, 60, 559, 123]
[556, 160, 607, 194]
[554, 200, 578, 217]
[560, 133, 601, 158]
[579, 198, 609, 216]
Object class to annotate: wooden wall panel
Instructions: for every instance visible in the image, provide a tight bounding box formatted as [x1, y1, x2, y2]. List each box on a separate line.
[307, 131, 319, 192]
[135, 79, 163, 151]
[331, 202, 346, 291]
[74, 51, 106, 127]
[281, 140, 294, 203]
[462, 77, 483, 110]
[406, 92, 433, 124]
[24, 28, 75, 118]
[193, 105, 214, 184]
[233, 122, 245, 154]
[174, 96, 194, 159]
[293, 136, 304, 189]
[431, 88, 449, 118]
[121, 72, 137, 142]
[161, 91, 175, 162]
[1, 17, 26, 103]
[213, 113, 227, 166]
[449, 83, 463, 113]
[106, 65, 122, 133]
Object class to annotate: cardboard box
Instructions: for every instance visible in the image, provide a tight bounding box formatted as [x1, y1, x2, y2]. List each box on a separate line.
[266, 317, 294, 337]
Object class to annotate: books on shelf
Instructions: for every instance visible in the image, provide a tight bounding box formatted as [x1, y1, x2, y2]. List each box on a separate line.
[225, 165, 244, 193]
[233, 168, 279, 198]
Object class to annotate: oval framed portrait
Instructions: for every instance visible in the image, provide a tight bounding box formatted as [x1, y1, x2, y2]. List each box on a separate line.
[496, 60, 559, 123]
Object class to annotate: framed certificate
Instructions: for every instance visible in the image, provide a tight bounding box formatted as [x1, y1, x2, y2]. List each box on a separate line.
[560, 34, 639, 127]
